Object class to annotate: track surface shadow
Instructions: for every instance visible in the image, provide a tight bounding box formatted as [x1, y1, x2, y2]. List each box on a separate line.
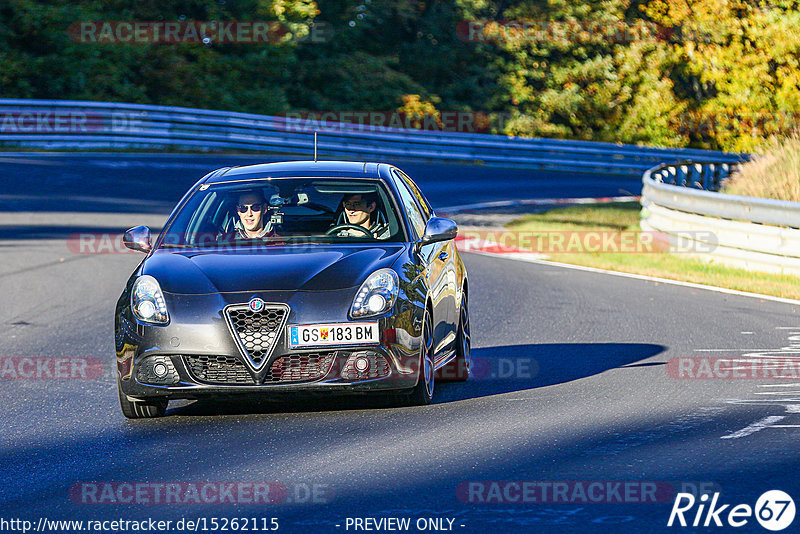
[167, 342, 665, 416]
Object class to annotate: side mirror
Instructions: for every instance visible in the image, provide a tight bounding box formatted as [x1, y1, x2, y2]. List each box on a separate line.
[123, 225, 152, 253]
[419, 217, 458, 246]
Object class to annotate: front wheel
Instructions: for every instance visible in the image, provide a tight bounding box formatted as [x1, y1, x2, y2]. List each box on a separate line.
[406, 309, 435, 406]
[118, 382, 168, 419]
[438, 294, 471, 382]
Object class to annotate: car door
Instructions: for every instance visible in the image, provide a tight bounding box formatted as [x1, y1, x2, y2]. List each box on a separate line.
[391, 170, 457, 358]
[396, 169, 459, 333]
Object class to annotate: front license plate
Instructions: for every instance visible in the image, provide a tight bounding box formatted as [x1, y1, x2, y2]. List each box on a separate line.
[288, 322, 380, 348]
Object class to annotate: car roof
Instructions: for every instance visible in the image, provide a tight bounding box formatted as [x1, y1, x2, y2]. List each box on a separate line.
[204, 160, 387, 184]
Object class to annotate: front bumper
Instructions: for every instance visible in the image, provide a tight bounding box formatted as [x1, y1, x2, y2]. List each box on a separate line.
[116, 289, 424, 400]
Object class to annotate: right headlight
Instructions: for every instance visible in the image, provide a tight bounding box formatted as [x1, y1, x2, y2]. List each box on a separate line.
[350, 269, 399, 318]
[131, 275, 169, 325]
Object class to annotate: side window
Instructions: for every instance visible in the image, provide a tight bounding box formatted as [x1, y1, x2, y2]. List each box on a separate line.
[392, 173, 427, 239]
[396, 170, 433, 218]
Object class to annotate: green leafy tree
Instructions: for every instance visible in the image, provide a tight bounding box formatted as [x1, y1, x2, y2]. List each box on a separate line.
[456, 0, 687, 145]
[645, 0, 800, 151]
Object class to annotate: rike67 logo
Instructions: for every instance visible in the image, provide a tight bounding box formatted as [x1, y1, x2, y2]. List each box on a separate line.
[668, 490, 795, 531]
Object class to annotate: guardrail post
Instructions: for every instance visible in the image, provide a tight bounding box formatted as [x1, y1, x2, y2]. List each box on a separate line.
[668, 166, 677, 186]
[677, 165, 688, 186]
[711, 164, 730, 191]
[700, 164, 713, 190]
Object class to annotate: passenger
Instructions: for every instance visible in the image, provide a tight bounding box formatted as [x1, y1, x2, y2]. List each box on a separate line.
[235, 190, 273, 238]
[217, 190, 274, 241]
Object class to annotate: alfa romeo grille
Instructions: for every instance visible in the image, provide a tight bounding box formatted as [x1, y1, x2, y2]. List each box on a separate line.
[184, 354, 254, 384]
[224, 303, 288, 371]
[264, 352, 336, 383]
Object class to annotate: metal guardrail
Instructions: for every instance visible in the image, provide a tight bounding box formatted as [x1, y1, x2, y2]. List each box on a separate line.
[641, 161, 800, 275]
[0, 99, 746, 175]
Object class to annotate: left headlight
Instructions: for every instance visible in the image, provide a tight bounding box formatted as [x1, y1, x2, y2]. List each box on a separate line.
[350, 268, 399, 318]
[131, 275, 169, 325]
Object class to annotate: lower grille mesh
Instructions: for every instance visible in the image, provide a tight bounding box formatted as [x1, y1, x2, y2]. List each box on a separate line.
[264, 352, 336, 383]
[185, 354, 254, 384]
[184, 352, 337, 385]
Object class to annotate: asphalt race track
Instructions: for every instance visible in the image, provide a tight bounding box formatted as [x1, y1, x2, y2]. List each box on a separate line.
[1, 154, 799, 533]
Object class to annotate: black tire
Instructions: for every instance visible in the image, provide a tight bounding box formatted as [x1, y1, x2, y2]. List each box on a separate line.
[406, 308, 435, 406]
[438, 294, 471, 382]
[118, 382, 168, 419]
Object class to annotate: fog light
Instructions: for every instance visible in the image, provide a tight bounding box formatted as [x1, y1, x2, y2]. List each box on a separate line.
[136, 355, 179, 385]
[153, 362, 168, 377]
[341, 351, 391, 380]
[354, 356, 370, 373]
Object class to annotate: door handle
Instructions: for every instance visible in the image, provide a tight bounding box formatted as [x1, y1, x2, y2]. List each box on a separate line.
[438, 251, 449, 261]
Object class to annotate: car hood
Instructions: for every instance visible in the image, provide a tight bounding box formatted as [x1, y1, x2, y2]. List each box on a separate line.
[142, 244, 407, 294]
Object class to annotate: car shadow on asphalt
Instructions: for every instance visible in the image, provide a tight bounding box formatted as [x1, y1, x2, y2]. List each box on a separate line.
[435, 342, 665, 403]
[167, 342, 664, 416]
[168, 394, 411, 417]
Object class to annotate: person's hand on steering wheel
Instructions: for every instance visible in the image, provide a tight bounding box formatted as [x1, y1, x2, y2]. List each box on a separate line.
[325, 224, 375, 238]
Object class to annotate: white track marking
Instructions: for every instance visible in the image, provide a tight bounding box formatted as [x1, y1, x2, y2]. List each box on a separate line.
[721, 416, 786, 439]
[440, 195, 640, 213]
[726, 399, 800, 404]
[694, 349, 774, 352]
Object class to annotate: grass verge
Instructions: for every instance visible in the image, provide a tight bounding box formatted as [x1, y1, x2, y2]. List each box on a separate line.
[722, 134, 800, 201]
[504, 202, 800, 300]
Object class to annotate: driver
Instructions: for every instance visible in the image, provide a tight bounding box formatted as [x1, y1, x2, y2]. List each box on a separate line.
[336, 192, 389, 239]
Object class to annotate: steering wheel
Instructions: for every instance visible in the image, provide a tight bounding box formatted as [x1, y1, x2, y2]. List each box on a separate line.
[325, 224, 374, 238]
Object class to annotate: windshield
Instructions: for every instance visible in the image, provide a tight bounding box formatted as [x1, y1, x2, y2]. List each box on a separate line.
[158, 177, 405, 249]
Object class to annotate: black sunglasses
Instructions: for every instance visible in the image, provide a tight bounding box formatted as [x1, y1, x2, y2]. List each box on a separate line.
[236, 203, 263, 213]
